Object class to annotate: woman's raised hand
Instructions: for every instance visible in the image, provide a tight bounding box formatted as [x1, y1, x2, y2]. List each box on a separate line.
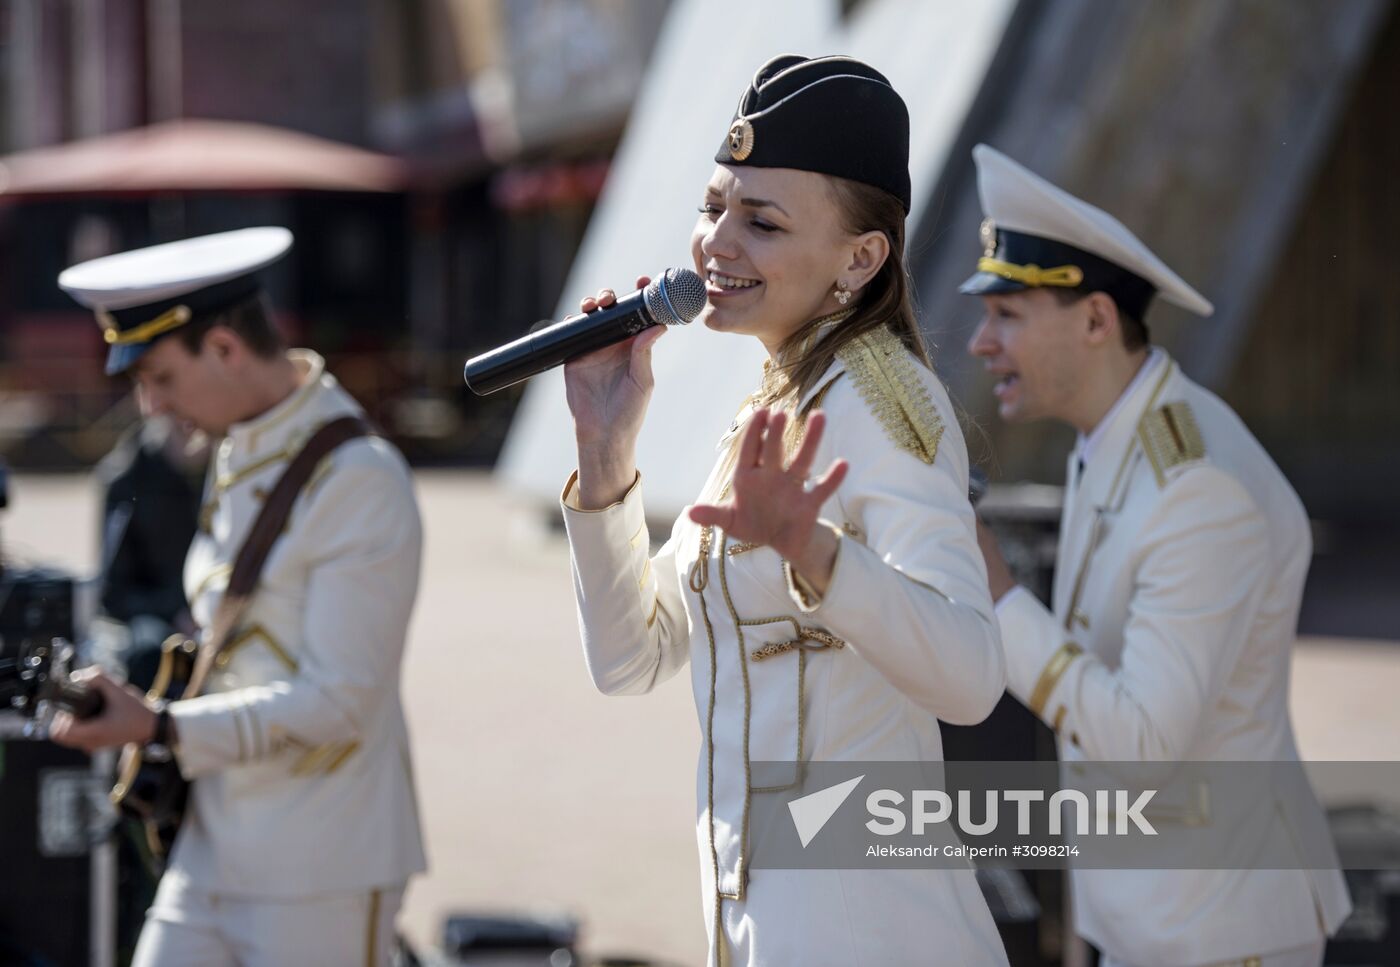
[689, 408, 848, 585]
[565, 276, 666, 507]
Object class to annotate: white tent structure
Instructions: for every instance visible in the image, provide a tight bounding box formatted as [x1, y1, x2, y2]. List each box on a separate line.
[496, 0, 1015, 519]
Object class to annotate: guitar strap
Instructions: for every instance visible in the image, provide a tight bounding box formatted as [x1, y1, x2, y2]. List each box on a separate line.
[184, 415, 375, 698]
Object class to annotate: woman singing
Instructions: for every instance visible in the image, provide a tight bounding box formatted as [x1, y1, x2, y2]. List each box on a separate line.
[560, 55, 1009, 965]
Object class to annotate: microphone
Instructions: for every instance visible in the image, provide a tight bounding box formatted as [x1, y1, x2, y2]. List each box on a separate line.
[463, 267, 707, 395]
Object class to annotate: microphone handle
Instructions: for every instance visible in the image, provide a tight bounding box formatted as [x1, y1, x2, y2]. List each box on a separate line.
[464, 292, 657, 395]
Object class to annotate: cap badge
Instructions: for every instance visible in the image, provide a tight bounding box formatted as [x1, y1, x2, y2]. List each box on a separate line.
[979, 218, 998, 257]
[727, 118, 755, 162]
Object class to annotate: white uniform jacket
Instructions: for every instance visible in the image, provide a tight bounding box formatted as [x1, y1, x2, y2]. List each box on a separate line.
[996, 351, 1351, 965]
[563, 327, 1009, 966]
[167, 350, 426, 898]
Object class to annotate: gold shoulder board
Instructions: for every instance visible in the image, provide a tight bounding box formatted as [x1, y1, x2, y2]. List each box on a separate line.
[1138, 400, 1206, 486]
[836, 326, 944, 464]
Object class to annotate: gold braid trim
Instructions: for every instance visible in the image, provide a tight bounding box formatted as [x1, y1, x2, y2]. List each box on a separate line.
[213, 623, 298, 673]
[1138, 400, 1206, 487]
[750, 624, 846, 662]
[837, 326, 944, 464]
[1028, 641, 1084, 719]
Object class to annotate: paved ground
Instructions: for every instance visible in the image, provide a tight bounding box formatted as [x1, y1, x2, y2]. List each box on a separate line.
[6, 470, 1398, 965]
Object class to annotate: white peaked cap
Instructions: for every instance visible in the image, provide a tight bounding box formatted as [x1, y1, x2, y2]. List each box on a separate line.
[972, 144, 1213, 316]
[59, 226, 293, 374]
[59, 226, 293, 311]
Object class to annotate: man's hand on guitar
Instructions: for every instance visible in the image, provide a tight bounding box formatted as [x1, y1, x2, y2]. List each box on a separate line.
[49, 668, 159, 753]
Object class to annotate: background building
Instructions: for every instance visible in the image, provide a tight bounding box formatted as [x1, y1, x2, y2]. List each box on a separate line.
[0, 0, 670, 466]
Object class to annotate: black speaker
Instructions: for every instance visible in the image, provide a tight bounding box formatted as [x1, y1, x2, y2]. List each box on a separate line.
[0, 733, 95, 966]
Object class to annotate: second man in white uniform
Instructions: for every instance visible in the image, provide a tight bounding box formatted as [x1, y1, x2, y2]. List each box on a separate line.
[965, 146, 1351, 967]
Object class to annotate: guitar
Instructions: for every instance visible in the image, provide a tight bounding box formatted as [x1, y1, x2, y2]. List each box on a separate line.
[107, 633, 199, 859]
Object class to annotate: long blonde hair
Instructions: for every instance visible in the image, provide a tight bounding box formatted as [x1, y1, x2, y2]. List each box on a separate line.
[706, 177, 929, 500]
[768, 176, 930, 405]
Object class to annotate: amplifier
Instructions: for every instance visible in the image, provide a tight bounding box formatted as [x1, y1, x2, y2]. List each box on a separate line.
[0, 727, 112, 966]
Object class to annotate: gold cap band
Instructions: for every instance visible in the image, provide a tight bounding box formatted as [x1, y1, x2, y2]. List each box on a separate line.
[102, 304, 193, 345]
[976, 257, 1084, 288]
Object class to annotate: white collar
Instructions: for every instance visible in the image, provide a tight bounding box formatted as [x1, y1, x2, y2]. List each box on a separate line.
[1075, 347, 1163, 470]
[224, 349, 326, 454]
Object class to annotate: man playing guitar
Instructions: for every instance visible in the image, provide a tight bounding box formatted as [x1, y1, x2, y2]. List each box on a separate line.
[51, 228, 426, 967]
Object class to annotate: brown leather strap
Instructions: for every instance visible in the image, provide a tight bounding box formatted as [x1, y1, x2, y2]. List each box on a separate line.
[186, 415, 375, 697]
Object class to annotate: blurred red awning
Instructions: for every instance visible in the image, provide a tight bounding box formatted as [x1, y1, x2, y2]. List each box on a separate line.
[0, 119, 407, 198]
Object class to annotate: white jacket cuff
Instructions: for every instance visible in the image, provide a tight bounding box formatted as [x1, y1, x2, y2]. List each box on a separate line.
[995, 585, 1083, 724]
[560, 469, 641, 515]
[169, 693, 255, 779]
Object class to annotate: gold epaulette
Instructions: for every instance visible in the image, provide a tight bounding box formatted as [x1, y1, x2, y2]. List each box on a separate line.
[1138, 400, 1206, 486]
[836, 326, 944, 464]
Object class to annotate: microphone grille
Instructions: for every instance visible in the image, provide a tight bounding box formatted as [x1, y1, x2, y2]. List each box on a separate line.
[644, 268, 707, 326]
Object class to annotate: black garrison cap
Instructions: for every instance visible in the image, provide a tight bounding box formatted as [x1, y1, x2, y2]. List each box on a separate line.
[715, 54, 912, 213]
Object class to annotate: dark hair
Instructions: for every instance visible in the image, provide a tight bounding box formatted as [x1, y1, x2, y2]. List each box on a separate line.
[1050, 288, 1149, 351]
[174, 294, 285, 359]
[773, 175, 930, 404]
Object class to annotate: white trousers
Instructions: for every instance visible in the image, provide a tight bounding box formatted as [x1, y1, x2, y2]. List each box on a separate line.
[132, 873, 405, 967]
[1101, 938, 1325, 967]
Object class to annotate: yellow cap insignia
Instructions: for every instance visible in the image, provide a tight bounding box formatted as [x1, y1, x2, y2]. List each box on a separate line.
[103, 304, 193, 345]
[727, 118, 755, 161]
[976, 258, 1084, 288]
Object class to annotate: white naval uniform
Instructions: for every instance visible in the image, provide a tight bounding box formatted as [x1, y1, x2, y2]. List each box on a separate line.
[995, 349, 1351, 966]
[138, 351, 426, 966]
[563, 328, 1010, 966]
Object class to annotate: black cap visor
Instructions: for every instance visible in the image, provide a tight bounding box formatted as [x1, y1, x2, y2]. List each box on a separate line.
[959, 271, 1029, 297]
[106, 340, 155, 376]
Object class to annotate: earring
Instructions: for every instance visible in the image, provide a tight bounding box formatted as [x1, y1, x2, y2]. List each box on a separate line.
[834, 281, 851, 305]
